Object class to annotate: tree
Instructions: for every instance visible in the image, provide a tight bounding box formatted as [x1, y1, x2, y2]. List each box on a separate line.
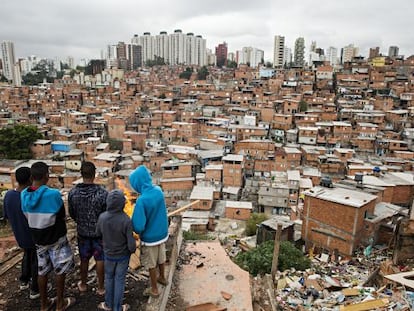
[245, 213, 268, 236]
[234, 240, 311, 276]
[227, 60, 237, 68]
[197, 66, 209, 80]
[0, 125, 43, 159]
[265, 62, 273, 68]
[299, 100, 308, 112]
[0, 75, 8, 82]
[179, 67, 193, 80]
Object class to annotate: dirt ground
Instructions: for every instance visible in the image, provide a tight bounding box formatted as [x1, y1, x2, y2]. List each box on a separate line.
[0, 234, 149, 311]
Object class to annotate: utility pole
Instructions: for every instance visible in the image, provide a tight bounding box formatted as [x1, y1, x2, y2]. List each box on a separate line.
[271, 223, 283, 280]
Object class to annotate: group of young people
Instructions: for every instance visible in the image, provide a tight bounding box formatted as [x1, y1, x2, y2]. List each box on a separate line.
[3, 162, 169, 311]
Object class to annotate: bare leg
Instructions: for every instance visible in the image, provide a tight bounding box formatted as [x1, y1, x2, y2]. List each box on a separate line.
[38, 274, 49, 311]
[149, 268, 159, 295]
[96, 260, 105, 294]
[158, 263, 166, 284]
[79, 259, 88, 291]
[55, 273, 65, 310]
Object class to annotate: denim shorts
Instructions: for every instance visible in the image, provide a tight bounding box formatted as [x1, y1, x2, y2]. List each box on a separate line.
[36, 236, 75, 276]
[77, 236, 104, 261]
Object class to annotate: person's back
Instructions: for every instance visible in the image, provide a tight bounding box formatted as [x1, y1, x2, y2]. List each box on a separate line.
[129, 165, 168, 244]
[21, 161, 75, 311]
[4, 166, 39, 299]
[129, 165, 168, 298]
[68, 161, 107, 295]
[96, 189, 135, 311]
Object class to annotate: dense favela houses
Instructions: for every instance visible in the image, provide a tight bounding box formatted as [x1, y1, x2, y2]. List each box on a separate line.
[1, 35, 414, 309]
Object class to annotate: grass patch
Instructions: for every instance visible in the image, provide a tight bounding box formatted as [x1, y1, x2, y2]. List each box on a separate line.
[183, 230, 212, 241]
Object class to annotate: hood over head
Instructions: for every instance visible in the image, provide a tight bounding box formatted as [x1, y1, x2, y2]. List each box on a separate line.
[129, 165, 153, 194]
[21, 185, 49, 210]
[106, 189, 126, 212]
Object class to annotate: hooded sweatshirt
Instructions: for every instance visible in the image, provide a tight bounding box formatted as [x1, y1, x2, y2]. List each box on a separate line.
[129, 165, 168, 245]
[21, 185, 67, 246]
[68, 183, 108, 238]
[96, 189, 136, 259]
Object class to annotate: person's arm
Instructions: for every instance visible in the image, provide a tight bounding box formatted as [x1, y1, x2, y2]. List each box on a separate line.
[125, 219, 137, 254]
[96, 216, 102, 237]
[68, 192, 76, 220]
[2, 192, 10, 220]
[131, 200, 146, 235]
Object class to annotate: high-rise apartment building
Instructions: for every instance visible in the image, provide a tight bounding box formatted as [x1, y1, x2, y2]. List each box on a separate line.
[326, 47, 338, 65]
[128, 31, 206, 67]
[238, 47, 264, 68]
[284, 47, 292, 66]
[273, 35, 285, 67]
[215, 42, 228, 67]
[388, 46, 399, 58]
[195, 35, 207, 67]
[155, 31, 169, 64]
[128, 44, 142, 69]
[293, 37, 305, 67]
[369, 47, 380, 59]
[1, 41, 17, 83]
[341, 44, 359, 63]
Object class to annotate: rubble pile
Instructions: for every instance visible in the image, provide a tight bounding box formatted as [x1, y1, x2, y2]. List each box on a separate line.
[253, 250, 414, 311]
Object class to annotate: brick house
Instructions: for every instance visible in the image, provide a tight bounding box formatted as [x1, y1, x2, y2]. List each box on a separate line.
[222, 154, 244, 187]
[224, 201, 252, 220]
[302, 186, 377, 256]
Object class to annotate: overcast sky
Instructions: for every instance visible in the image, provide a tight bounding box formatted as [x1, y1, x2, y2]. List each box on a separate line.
[1, 0, 413, 63]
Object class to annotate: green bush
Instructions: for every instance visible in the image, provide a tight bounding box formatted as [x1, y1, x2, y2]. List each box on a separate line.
[245, 213, 268, 236]
[234, 240, 311, 276]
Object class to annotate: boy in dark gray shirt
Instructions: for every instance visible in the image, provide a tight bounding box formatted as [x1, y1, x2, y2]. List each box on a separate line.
[96, 190, 136, 311]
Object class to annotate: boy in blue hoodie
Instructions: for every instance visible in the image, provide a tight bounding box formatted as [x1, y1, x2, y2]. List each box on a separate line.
[96, 189, 136, 311]
[21, 162, 75, 311]
[129, 165, 168, 298]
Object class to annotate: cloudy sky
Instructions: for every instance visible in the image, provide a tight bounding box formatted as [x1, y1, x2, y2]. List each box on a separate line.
[1, 0, 413, 63]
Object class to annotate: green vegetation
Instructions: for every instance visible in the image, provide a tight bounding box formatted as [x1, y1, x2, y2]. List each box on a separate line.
[245, 213, 268, 236]
[0, 75, 8, 82]
[0, 124, 42, 159]
[145, 56, 166, 67]
[234, 240, 311, 276]
[197, 66, 209, 80]
[299, 100, 308, 112]
[179, 67, 193, 80]
[105, 138, 123, 151]
[183, 230, 212, 241]
[227, 60, 238, 68]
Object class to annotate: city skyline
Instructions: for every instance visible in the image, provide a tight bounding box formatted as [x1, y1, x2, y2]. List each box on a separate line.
[1, 0, 413, 62]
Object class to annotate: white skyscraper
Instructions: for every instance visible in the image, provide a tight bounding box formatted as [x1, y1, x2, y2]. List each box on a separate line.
[169, 29, 186, 65]
[273, 35, 285, 67]
[185, 33, 197, 65]
[238, 47, 264, 68]
[341, 44, 359, 63]
[284, 47, 292, 66]
[155, 31, 169, 64]
[326, 47, 338, 65]
[195, 35, 207, 66]
[1, 41, 17, 82]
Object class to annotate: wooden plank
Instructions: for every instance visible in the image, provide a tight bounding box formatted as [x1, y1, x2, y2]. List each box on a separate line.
[168, 200, 200, 217]
[0, 252, 23, 276]
[265, 274, 278, 311]
[339, 298, 389, 311]
[270, 224, 282, 280]
[185, 302, 227, 311]
[342, 288, 360, 296]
